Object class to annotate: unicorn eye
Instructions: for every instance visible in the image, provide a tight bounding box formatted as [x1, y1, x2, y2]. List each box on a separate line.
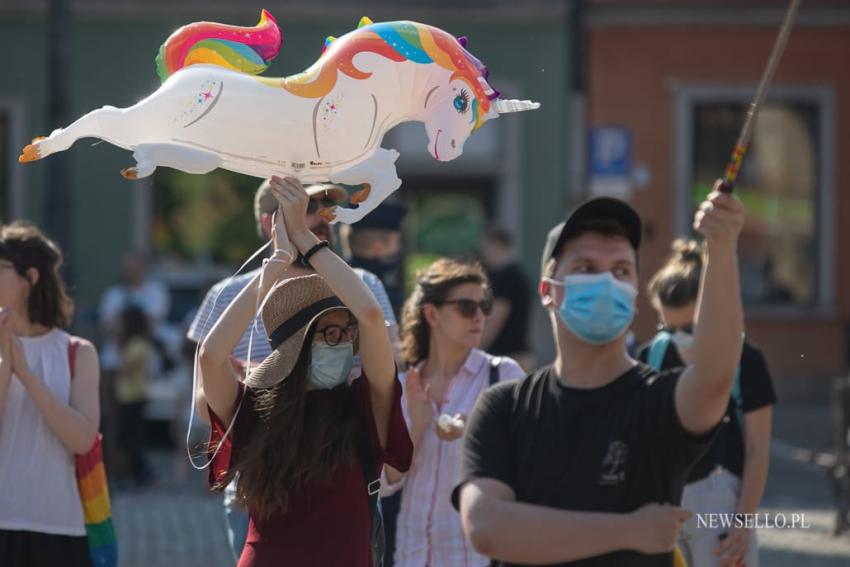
[453, 90, 470, 114]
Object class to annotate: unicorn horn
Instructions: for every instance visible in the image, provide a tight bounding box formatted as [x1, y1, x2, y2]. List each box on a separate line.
[492, 99, 541, 114]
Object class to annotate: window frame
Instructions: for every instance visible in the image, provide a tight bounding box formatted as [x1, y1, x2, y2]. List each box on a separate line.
[674, 84, 837, 317]
[0, 97, 27, 221]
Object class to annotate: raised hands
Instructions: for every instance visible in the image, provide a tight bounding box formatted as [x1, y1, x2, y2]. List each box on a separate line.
[405, 367, 434, 437]
[0, 307, 31, 384]
[694, 180, 745, 251]
[269, 176, 310, 240]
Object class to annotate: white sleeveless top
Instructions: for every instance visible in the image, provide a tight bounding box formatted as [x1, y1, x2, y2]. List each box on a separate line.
[0, 328, 86, 536]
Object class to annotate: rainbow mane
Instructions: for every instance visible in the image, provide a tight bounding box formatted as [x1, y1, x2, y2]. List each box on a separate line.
[282, 19, 498, 131]
[155, 9, 281, 82]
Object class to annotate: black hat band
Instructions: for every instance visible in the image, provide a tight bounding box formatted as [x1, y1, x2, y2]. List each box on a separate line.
[268, 296, 345, 351]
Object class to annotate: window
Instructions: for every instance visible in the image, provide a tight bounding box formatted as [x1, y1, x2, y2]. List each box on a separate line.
[0, 112, 7, 221]
[679, 87, 834, 312]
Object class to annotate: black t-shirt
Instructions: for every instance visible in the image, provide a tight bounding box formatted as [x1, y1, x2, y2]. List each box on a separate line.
[452, 364, 716, 567]
[486, 262, 532, 355]
[637, 339, 777, 481]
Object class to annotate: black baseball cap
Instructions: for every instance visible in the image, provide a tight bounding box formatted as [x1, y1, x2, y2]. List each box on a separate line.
[540, 197, 642, 277]
[352, 201, 408, 232]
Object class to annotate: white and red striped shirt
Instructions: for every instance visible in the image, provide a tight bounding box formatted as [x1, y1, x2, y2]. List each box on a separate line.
[385, 348, 525, 567]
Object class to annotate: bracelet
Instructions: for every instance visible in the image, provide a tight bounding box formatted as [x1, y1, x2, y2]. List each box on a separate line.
[262, 249, 294, 267]
[271, 248, 294, 263]
[301, 240, 330, 267]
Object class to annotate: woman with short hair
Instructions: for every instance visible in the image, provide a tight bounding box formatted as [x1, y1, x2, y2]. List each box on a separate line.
[0, 221, 100, 567]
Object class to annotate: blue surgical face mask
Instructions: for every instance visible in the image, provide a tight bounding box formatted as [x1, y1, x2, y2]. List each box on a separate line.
[309, 342, 354, 390]
[548, 272, 637, 344]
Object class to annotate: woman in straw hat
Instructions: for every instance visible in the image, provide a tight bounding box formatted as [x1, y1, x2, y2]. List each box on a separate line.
[198, 176, 413, 567]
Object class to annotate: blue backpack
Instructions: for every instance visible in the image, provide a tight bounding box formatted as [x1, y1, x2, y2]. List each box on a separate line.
[647, 332, 744, 436]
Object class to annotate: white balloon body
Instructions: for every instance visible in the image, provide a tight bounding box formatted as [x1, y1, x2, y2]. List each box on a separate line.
[22, 20, 540, 224]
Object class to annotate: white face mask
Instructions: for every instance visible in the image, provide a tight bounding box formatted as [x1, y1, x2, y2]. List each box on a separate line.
[309, 342, 354, 390]
[670, 330, 695, 352]
[670, 330, 695, 363]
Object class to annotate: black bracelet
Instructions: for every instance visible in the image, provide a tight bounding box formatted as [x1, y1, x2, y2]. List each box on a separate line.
[301, 240, 331, 267]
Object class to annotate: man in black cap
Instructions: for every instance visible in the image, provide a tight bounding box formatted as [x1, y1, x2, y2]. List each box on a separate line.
[345, 201, 408, 316]
[453, 181, 746, 566]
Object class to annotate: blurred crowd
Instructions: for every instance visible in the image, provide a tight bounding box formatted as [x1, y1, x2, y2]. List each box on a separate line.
[1, 176, 774, 567]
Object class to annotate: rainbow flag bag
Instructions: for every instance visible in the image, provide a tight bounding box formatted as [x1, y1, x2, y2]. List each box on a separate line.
[69, 337, 119, 567]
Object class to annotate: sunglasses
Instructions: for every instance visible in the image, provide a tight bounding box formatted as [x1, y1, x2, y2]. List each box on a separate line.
[306, 197, 338, 215]
[440, 298, 494, 318]
[659, 323, 694, 335]
[314, 322, 359, 347]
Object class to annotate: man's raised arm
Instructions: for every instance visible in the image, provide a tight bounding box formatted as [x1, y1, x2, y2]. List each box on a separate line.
[676, 181, 746, 435]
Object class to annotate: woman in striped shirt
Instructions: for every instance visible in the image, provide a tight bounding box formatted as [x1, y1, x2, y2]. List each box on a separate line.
[384, 258, 525, 567]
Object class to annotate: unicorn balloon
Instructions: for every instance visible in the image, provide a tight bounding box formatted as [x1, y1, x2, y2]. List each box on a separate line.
[19, 11, 540, 224]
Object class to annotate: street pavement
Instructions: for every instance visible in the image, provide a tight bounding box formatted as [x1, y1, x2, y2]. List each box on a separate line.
[756, 401, 850, 566]
[111, 401, 850, 567]
[111, 453, 234, 567]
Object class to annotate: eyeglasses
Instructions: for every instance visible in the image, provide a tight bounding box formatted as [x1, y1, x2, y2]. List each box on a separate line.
[659, 323, 694, 335]
[314, 322, 359, 347]
[440, 298, 494, 318]
[307, 197, 338, 215]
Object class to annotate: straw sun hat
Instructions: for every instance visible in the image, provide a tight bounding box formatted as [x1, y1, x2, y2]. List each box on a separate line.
[245, 274, 350, 389]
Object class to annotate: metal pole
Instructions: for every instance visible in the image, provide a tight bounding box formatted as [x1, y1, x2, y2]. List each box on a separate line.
[46, 0, 72, 266]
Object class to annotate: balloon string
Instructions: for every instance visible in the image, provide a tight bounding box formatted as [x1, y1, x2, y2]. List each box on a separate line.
[186, 239, 271, 471]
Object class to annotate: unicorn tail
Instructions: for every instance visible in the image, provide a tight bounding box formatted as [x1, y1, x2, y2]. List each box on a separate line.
[155, 9, 282, 83]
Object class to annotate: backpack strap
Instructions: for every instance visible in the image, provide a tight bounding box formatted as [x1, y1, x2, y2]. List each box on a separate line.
[647, 332, 672, 371]
[488, 356, 502, 387]
[353, 396, 384, 566]
[649, 330, 745, 436]
[731, 366, 745, 437]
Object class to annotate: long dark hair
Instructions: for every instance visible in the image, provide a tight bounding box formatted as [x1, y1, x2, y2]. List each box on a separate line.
[400, 258, 488, 367]
[214, 322, 360, 520]
[0, 221, 73, 328]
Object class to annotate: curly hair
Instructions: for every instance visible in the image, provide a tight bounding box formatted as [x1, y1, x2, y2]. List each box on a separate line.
[400, 258, 488, 367]
[0, 221, 74, 328]
[647, 238, 705, 309]
[213, 321, 360, 520]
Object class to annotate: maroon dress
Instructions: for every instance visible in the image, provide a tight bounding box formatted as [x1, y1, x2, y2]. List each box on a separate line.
[208, 372, 413, 567]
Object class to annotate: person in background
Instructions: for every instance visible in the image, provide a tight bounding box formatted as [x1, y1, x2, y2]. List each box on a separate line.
[199, 176, 412, 566]
[640, 238, 776, 567]
[187, 178, 399, 562]
[383, 258, 525, 566]
[345, 200, 408, 316]
[115, 305, 155, 488]
[98, 251, 170, 475]
[479, 226, 534, 372]
[0, 221, 100, 567]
